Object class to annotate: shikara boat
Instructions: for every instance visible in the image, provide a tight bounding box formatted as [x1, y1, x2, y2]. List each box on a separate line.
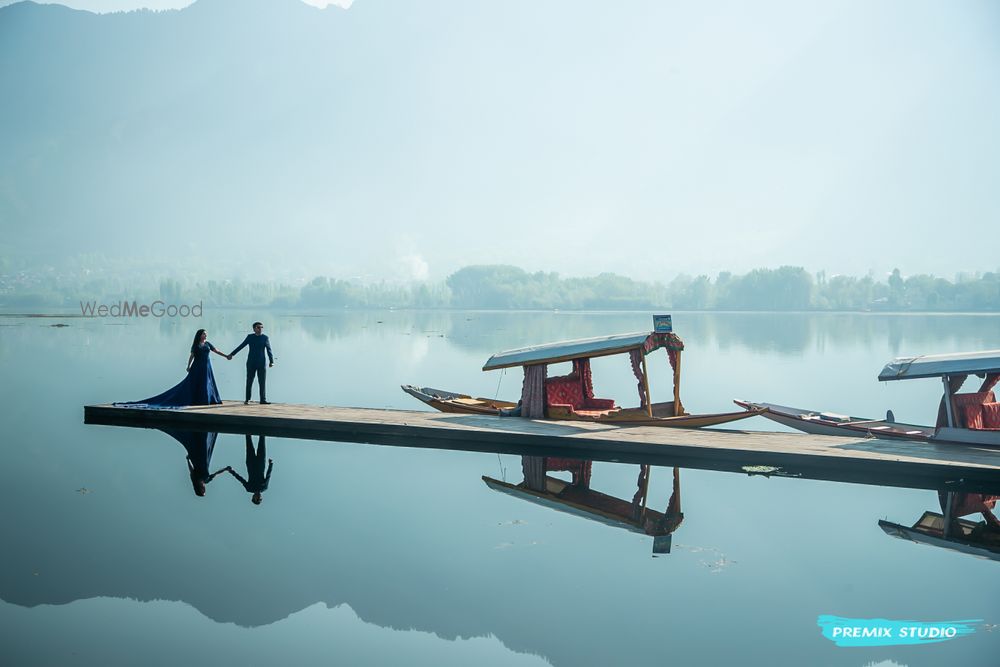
[483, 456, 683, 554]
[735, 349, 1000, 447]
[879, 492, 1000, 562]
[403, 320, 763, 428]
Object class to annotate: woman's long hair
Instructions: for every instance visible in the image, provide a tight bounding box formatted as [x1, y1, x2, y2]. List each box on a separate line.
[191, 329, 207, 353]
[188, 459, 207, 497]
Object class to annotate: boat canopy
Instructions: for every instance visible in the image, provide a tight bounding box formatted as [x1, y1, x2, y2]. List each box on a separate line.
[878, 349, 1000, 382]
[482, 331, 684, 371]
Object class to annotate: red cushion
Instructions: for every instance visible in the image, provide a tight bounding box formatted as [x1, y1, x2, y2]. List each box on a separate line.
[983, 402, 1000, 429]
[583, 397, 616, 410]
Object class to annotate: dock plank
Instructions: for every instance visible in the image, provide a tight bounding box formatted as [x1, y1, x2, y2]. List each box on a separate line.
[84, 402, 1000, 492]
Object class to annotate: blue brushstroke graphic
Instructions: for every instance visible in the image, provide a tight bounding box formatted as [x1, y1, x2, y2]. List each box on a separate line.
[817, 615, 980, 647]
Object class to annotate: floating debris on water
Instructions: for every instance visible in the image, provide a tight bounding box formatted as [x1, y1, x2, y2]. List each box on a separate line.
[741, 465, 801, 478]
[742, 465, 780, 475]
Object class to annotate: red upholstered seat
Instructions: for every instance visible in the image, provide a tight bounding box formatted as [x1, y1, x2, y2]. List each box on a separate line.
[981, 402, 1000, 429]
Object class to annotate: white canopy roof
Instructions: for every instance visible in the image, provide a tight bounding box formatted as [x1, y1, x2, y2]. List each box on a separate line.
[878, 349, 1000, 381]
[483, 332, 655, 371]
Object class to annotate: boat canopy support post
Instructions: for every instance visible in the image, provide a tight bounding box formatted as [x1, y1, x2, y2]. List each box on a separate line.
[640, 464, 651, 520]
[672, 350, 682, 416]
[672, 466, 681, 515]
[641, 353, 653, 417]
[943, 491, 955, 539]
[942, 375, 955, 428]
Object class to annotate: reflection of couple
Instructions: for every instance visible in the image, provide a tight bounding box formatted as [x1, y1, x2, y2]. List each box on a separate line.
[227, 434, 274, 505]
[163, 429, 273, 504]
[120, 322, 274, 407]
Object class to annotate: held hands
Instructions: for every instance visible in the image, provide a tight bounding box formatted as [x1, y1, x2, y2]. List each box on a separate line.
[227, 354, 233, 360]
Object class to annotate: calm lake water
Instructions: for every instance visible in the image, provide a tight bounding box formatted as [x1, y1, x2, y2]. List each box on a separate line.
[0, 310, 997, 666]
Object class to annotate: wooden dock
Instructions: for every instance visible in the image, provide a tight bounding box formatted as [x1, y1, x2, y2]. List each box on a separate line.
[84, 402, 1000, 492]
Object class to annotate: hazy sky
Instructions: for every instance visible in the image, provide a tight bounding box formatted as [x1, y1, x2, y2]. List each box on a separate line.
[2, 0, 999, 283]
[0, 0, 352, 10]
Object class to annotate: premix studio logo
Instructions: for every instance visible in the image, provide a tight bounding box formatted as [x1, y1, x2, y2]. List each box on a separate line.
[817, 615, 981, 647]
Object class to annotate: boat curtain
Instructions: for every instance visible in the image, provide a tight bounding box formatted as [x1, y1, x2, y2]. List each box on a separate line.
[936, 374, 970, 428]
[642, 331, 685, 355]
[631, 464, 650, 519]
[667, 348, 679, 374]
[655, 467, 684, 535]
[547, 457, 592, 487]
[573, 358, 595, 399]
[629, 349, 647, 407]
[522, 456, 546, 491]
[520, 364, 548, 418]
[938, 491, 999, 518]
[979, 373, 1000, 394]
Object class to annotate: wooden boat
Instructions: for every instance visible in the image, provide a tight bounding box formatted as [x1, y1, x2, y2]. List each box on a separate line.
[732, 400, 936, 441]
[483, 456, 683, 554]
[879, 492, 1000, 562]
[879, 514, 1000, 562]
[403, 319, 763, 428]
[735, 349, 1000, 447]
[401, 386, 519, 416]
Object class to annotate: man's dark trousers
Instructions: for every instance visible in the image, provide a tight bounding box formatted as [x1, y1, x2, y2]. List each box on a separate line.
[247, 365, 266, 402]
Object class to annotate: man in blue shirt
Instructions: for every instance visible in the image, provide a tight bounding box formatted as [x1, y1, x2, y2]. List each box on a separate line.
[229, 321, 275, 404]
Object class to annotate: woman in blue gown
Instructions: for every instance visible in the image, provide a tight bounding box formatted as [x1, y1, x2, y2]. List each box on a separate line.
[119, 329, 228, 407]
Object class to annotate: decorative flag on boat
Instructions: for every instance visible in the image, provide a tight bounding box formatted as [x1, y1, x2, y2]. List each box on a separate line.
[653, 314, 672, 333]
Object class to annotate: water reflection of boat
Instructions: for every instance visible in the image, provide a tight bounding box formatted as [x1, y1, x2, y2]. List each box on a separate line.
[736, 349, 1000, 447]
[879, 492, 1000, 562]
[484, 457, 683, 554]
[405, 323, 762, 428]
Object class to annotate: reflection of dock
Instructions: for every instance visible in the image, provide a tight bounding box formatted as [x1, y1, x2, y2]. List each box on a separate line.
[84, 402, 1000, 492]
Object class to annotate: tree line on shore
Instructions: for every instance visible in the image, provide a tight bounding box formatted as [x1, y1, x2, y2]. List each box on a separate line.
[3, 264, 1000, 312]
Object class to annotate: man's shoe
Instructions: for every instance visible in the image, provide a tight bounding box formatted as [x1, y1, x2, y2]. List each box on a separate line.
[244, 400, 250, 405]
[260, 400, 271, 405]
